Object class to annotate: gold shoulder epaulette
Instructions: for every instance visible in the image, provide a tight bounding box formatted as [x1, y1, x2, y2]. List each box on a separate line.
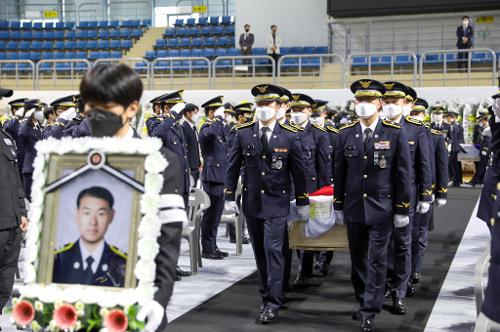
[424, 123, 430, 129]
[54, 242, 75, 255]
[383, 120, 401, 129]
[279, 122, 298, 133]
[110, 245, 127, 260]
[235, 121, 256, 130]
[326, 125, 339, 134]
[430, 129, 441, 135]
[312, 124, 327, 132]
[339, 121, 358, 131]
[405, 116, 423, 126]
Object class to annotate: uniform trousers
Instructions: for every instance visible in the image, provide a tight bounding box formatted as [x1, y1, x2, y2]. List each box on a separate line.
[449, 152, 463, 185]
[411, 206, 432, 276]
[201, 182, 225, 253]
[22, 173, 32, 202]
[0, 226, 21, 312]
[346, 221, 392, 319]
[246, 214, 287, 310]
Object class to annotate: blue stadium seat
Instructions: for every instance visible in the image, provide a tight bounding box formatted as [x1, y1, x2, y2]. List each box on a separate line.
[19, 41, 30, 50]
[215, 48, 226, 57]
[41, 52, 54, 59]
[130, 20, 140, 27]
[352, 56, 367, 66]
[79, 21, 90, 29]
[215, 59, 232, 69]
[6, 41, 18, 50]
[155, 39, 166, 48]
[88, 51, 100, 60]
[87, 40, 98, 49]
[54, 30, 65, 39]
[55, 22, 65, 29]
[33, 22, 43, 30]
[168, 49, 180, 57]
[282, 58, 299, 68]
[0, 53, 6, 60]
[216, 37, 229, 46]
[315, 46, 328, 54]
[76, 30, 87, 39]
[221, 16, 231, 25]
[446, 53, 457, 62]
[0, 31, 7, 39]
[109, 29, 120, 39]
[303, 46, 315, 54]
[3, 53, 20, 72]
[97, 40, 109, 49]
[176, 27, 188, 36]
[290, 47, 303, 54]
[98, 30, 109, 39]
[200, 26, 211, 36]
[65, 22, 75, 29]
[191, 48, 203, 57]
[43, 30, 54, 39]
[303, 57, 320, 68]
[142, 19, 152, 27]
[76, 40, 87, 49]
[54, 41, 64, 50]
[145, 50, 156, 60]
[179, 38, 190, 47]
[395, 55, 411, 65]
[32, 31, 43, 40]
[30, 51, 41, 61]
[100, 51, 110, 59]
[9, 31, 21, 39]
[121, 39, 132, 49]
[54, 51, 65, 60]
[39, 52, 54, 71]
[198, 17, 208, 26]
[192, 37, 203, 47]
[205, 37, 215, 46]
[98, 21, 108, 28]
[186, 18, 196, 27]
[423, 54, 442, 64]
[167, 38, 178, 47]
[192, 59, 209, 70]
[10, 22, 21, 30]
[186, 27, 198, 36]
[75, 51, 87, 59]
[110, 50, 121, 58]
[180, 49, 190, 57]
[0, 22, 8, 30]
[31, 41, 42, 49]
[18, 51, 30, 60]
[87, 30, 97, 39]
[165, 29, 175, 37]
[131, 29, 142, 38]
[209, 16, 219, 25]
[22, 22, 32, 29]
[156, 50, 168, 58]
[21, 31, 32, 40]
[66, 30, 76, 39]
[109, 39, 120, 49]
[88, 21, 98, 29]
[212, 26, 224, 35]
[119, 29, 129, 38]
[280, 47, 290, 55]
[227, 48, 239, 56]
[109, 21, 120, 28]
[44, 22, 53, 30]
[174, 19, 184, 27]
[253, 48, 266, 55]
[42, 41, 53, 50]
[224, 25, 235, 34]
[66, 51, 76, 59]
[202, 48, 215, 58]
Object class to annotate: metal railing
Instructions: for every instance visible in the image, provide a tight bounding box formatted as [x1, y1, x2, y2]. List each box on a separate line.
[212, 55, 276, 89]
[277, 54, 345, 88]
[347, 51, 418, 87]
[419, 48, 497, 87]
[150, 57, 212, 90]
[0, 60, 36, 90]
[35, 59, 91, 90]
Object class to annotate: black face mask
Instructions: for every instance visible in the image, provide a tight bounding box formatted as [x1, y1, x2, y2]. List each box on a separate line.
[89, 108, 125, 137]
[245, 29, 250, 32]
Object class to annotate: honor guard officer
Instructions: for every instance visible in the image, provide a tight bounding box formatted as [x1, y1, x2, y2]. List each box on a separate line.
[180, 103, 202, 186]
[0, 86, 29, 315]
[407, 98, 448, 293]
[310, 99, 329, 128]
[276, 88, 292, 125]
[18, 99, 45, 201]
[234, 101, 255, 124]
[224, 84, 310, 324]
[382, 81, 432, 314]
[198, 96, 230, 260]
[430, 104, 451, 141]
[145, 95, 165, 136]
[334, 79, 411, 332]
[446, 107, 465, 186]
[288, 93, 330, 289]
[63, 98, 91, 138]
[43, 94, 80, 139]
[466, 111, 490, 187]
[148, 90, 185, 137]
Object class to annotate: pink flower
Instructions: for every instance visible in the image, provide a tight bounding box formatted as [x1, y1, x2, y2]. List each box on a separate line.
[53, 303, 78, 329]
[12, 300, 35, 326]
[104, 309, 128, 332]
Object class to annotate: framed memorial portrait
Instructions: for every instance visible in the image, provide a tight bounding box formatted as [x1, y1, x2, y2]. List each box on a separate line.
[14, 137, 169, 330]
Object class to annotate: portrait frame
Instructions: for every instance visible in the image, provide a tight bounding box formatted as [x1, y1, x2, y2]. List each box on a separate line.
[18, 136, 169, 308]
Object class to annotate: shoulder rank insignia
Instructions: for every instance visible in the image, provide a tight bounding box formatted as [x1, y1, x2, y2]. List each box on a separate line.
[326, 125, 339, 134]
[279, 122, 298, 133]
[382, 120, 401, 129]
[54, 242, 75, 255]
[288, 122, 304, 131]
[339, 121, 359, 131]
[405, 116, 423, 126]
[312, 124, 327, 132]
[430, 129, 442, 135]
[110, 245, 127, 260]
[235, 121, 256, 130]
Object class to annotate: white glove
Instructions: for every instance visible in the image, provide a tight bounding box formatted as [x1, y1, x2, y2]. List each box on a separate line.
[335, 210, 345, 225]
[224, 200, 239, 215]
[394, 214, 410, 228]
[416, 201, 431, 214]
[59, 107, 77, 121]
[214, 106, 225, 118]
[24, 109, 34, 119]
[493, 98, 500, 119]
[137, 300, 165, 332]
[436, 198, 447, 207]
[447, 144, 451, 153]
[297, 205, 310, 221]
[431, 194, 435, 203]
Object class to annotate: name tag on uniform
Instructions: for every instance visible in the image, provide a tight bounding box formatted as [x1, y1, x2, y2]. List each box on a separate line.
[273, 148, 288, 153]
[374, 141, 390, 150]
[4, 138, 12, 146]
[408, 140, 415, 145]
[243, 144, 255, 150]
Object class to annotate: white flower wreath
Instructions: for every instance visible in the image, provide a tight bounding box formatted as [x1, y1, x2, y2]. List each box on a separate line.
[18, 137, 168, 308]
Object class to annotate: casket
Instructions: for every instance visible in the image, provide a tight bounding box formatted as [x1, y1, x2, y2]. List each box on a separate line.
[288, 221, 348, 250]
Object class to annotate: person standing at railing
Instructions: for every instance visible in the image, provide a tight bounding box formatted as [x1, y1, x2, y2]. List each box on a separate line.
[239, 24, 254, 66]
[456, 15, 474, 72]
[267, 25, 281, 75]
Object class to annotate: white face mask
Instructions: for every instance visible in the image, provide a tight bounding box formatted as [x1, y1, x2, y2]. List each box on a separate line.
[432, 114, 443, 123]
[276, 106, 287, 120]
[355, 102, 378, 119]
[340, 117, 349, 124]
[15, 108, 24, 118]
[34, 110, 44, 122]
[0, 100, 10, 116]
[191, 112, 200, 124]
[402, 105, 412, 116]
[382, 104, 402, 119]
[255, 106, 276, 122]
[463, 20, 469, 26]
[291, 112, 308, 125]
[310, 117, 325, 127]
[224, 113, 234, 123]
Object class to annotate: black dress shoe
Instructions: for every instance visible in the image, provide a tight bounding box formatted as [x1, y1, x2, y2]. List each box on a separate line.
[352, 310, 362, 321]
[406, 282, 416, 297]
[202, 252, 224, 260]
[361, 318, 375, 332]
[242, 235, 250, 244]
[259, 304, 265, 314]
[293, 275, 309, 290]
[258, 308, 278, 324]
[175, 274, 182, 281]
[383, 289, 391, 301]
[318, 263, 329, 276]
[215, 248, 229, 257]
[391, 293, 407, 315]
[412, 272, 422, 284]
[176, 266, 192, 277]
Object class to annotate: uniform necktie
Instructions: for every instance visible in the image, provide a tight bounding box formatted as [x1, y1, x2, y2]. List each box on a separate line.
[83, 256, 95, 284]
[363, 128, 373, 151]
[261, 127, 270, 152]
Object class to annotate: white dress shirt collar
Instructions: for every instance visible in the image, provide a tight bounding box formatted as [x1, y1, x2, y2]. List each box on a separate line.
[79, 240, 105, 274]
[360, 116, 379, 134]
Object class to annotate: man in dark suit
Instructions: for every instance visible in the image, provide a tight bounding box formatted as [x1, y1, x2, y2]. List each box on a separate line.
[239, 24, 254, 65]
[0, 86, 29, 314]
[224, 84, 309, 324]
[334, 79, 411, 332]
[456, 15, 474, 72]
[53, 186, 127, 287]
[180, 103, 201, 186]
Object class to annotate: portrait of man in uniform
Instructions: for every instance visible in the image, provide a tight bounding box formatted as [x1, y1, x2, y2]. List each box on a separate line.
[52, 186, 127, 287]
